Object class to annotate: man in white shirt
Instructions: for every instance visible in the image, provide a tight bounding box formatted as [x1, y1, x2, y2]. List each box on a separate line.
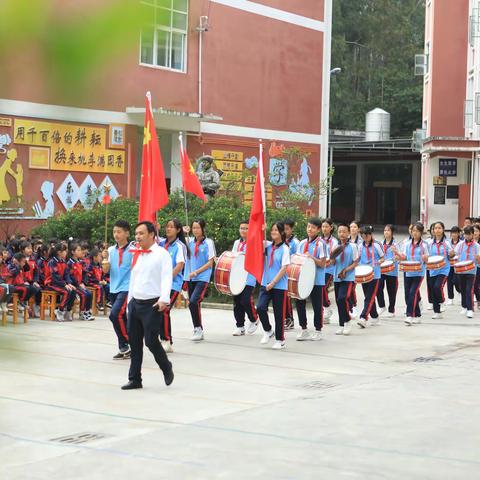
[122, 221, 174, 390]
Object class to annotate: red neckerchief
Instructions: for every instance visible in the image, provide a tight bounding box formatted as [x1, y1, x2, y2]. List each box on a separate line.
[117, 243, 128, 267]
[304, 236, 320, 255]
[461, 241, 473, 260]
[239, 240, 246, 252]
[164, 239, 175, 251]
[340, 241, 348, 262]
[383, 239, 393, 254]
[411, 239, 423, 259]
[433, 238, 445, 256]
[194, 238, 204, 257]
[364, 241, 374, 266]
[131, 244, 152, 268]
[269, 244, 277, 267]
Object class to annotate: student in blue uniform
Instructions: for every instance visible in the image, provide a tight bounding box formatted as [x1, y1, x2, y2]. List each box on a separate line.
[231, 220, 258, 336]
[321, 218, 338, 323]
[348, 220, 363, 316]
[376, 224, 399, 318]
[446, 226, 461, 305]
[159, 218, 189, 352]
[333, 223, 359, 336]
[427, 221, 453, 319]
[357, 226, 384, 328]
[425, 223, 435, 311]
[454, 225, 480, 318]
[397, 222, 428, 326]
[256, 221, 290, 350]
[186, 219, 216, 342]
[284, 218, 299, 330]
[474, 224, 480, 309]
[296, 217, 327, 341]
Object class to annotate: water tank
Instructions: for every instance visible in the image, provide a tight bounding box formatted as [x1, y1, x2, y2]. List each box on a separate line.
[365, 108, 391, 141]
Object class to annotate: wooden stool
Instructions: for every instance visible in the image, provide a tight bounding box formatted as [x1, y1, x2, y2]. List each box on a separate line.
[11, 293, 28, 324]
[86, 287, 97, 315]
[40, 290, 57, 321]
[1, 306, 7, 326]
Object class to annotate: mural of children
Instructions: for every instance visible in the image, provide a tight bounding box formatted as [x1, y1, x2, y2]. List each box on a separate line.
[0, 148, 23, 204]
[34, 181, 55, 219]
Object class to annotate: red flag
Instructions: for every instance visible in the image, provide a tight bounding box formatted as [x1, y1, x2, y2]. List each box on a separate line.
[245, 143, 266, 284]
[138, 92, 169, 222]
[179, 134, 207, 203]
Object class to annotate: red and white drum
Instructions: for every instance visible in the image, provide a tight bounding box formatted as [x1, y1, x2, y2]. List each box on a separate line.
[454, 260, 475, 274]
[450, 255, 459, 266]
[355, 265, 374, 284]
[214, 251, 248, 296]
[399, 261, 423, 272]
[380, 260, 395, 275]
[287, 254, 316, 300]
[426, 255, 446, 271]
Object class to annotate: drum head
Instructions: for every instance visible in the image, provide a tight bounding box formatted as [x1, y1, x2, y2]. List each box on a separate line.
[381, 260, 394, 267]
[296, 256, 316, 299]
[355, 265, 373, 276]
[403, 261, 420, 266]
[428, 255, 444, 263]
[229, 254, 249, 296]
[456, 260, 473, 267]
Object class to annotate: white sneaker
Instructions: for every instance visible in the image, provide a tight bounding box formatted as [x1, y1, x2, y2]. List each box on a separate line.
[296, 329, 313, 341]
[419, 301, 424, 312]
[233, 327, 245, 336]
[323, 316, 331, 325]
[385, 312, 395, 318]
[191, 327, 204, 341]
[55, 309, 65, 322]
[311, 330, 322, 341]
[411, 317, 421, 324]
[162, 340, 173, 353]
[351, 306, 359, 318]
[246, 320, 259, 335]
[271, 340, 286, 350]
[79, 311, 88, 321]
[460, 308, 467, 315]
[260, 329, 274, 344]
[427, 304, 433, 311]
[446, 299, 453, 306]
[343, 322, 352, 335]
[404, 317, 413, 326]
[335, 327, 344, 335]
[33, 304, 40, 317]
[324, 307, 333, 320]
[357, 318, 367, 329]
[467, 310, 474, 318]
[370, 317, 380, 326]
[440, 304, 446, 313]
[432, 313, 443, 319]
[0, 302, 7, 313]
[377, 307, 385, 316]
[64, 310, 73, 322]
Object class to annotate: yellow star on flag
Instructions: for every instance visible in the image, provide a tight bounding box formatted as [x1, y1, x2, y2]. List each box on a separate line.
[143, 121, 151, 145]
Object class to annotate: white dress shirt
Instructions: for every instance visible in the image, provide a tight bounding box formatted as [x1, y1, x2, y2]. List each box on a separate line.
[128, 242, 173, 303]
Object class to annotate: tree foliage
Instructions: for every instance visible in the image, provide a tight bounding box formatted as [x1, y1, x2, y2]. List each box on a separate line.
[330, 0, 425, 137]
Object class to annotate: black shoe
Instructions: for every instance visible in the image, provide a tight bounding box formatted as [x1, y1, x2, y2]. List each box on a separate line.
[121, 381, 142, 390]
[112, 352, 124, 360]
[164, 368, 174, 386]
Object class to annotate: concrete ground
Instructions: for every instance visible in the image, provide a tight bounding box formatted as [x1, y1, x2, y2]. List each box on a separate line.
[1, 280, 480, 480]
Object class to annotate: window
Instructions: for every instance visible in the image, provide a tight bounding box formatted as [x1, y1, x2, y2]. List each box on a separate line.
[140, 0, 188, 72]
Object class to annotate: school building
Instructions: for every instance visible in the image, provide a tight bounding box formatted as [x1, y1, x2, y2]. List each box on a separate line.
[0, 0, 332, 234]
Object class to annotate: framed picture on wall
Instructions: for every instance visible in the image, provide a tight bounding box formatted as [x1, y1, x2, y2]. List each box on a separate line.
[447, 185, 459, 199]
[439, 158, 457, 177]
[108, 124, 125, 149]
[434, 186, 446, 205]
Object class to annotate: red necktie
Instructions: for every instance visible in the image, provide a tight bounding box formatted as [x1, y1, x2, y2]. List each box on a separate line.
[269, 245, 277, 267]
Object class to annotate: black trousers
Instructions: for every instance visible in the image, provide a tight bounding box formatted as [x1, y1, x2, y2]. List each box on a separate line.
[426, 270, 433, 304]
[323, 273, 333, 307]
[187, 281, 208, 328]
[160, 290, 180, 343]
[109, 291, 129, 350]
[404, 276, 423, 318]
[360, 279, 379, 320]
[297, 285, 324, 330]
[429, 274, 447, 313]
[127, 298, 172, 383]
[458, 274, 475, 311]
[334, 281, 353, 326]
[256, 287, 287, 341]
[475, 268, 480, 302]
[376, 275, 398, 313]
[233, 285, 257, 327]
[447, 267, 460, 299]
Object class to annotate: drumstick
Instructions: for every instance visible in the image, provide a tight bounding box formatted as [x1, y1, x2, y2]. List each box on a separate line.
[329, 244, 346, 260]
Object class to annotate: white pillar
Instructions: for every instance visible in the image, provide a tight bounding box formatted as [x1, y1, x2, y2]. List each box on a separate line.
[420, 153, 429, 225]
[170, 132, 182, 191]
[472, 153, 480, 216]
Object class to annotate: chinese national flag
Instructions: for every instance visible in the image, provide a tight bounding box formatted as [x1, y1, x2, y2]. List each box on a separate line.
[179, 135, 207, 203]
[245, 143, 266, 284]
[138, 92, 169, 222]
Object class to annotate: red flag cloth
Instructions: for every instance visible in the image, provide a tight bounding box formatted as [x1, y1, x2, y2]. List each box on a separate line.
[138, 92, 169, 222]
[179, 135, 207, 203]
[102, 195, 111, 205]
[245, 144, 266, 284]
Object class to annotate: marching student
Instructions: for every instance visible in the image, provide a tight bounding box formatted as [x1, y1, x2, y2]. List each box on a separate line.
[104, 220, 132, 360]
[447, 226, 461, 305]
[348, 220, 363, 316]
[159, 218, 189, 352]
[321, 218, 338, 323]
[284, 218, 299, 330]
[333, 223, 359, 335]
[397, 222, 429, 326]
[357, 226, 384, 328]
[256, 221, 290, 349]
[186, 219, 216, 342]
[231, 220, 259, 336]
[427, 222, 454, 319]
[45, 243, 77, 321]
[454, 225, 480, 318]
[376, 224, 399, 318]
[296, 217, 327, 341]
[474, 224, 480, 309]
[67, 242, 94, 321]
[425, 223, 435, 311]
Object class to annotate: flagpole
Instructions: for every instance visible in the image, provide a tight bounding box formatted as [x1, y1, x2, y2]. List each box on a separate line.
[179, 133, 190, 229]
[259, 139, 267, 243]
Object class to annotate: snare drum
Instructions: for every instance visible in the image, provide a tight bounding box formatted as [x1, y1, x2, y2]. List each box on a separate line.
[426, 255, 446, 271]
[214, 251, 248, 296]
[450, 255, 459, 266]
[454, 260, 475, 274]
[399, 261, 423, 272]
[380, 260, 395, 275]
[355, 265, 374, 284]
[287, 254, 316, 300]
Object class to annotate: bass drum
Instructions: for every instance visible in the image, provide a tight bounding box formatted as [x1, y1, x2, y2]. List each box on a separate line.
[287, 254, 316, 300]
[214, 251, 248, 296]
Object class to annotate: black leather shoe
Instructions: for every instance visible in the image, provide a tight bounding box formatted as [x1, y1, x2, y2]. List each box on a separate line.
[121, 381, 142, 390]
[164, 368, 174, 386]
